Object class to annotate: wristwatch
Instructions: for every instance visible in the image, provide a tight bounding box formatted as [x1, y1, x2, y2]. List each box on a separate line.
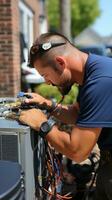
[39, 116, 56, 138]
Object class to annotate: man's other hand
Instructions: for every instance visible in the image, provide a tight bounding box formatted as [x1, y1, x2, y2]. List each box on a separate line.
[19, 108, 47, 131]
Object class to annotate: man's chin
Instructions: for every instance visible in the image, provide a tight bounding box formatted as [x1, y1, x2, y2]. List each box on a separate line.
[51, 82, 72, 95]
[58, 84, 72, 95]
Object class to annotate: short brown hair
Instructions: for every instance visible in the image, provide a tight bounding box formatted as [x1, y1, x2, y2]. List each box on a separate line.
[28, 32, 72, 67]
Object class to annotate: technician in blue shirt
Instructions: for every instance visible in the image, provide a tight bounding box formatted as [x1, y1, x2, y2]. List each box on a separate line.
[19, 32, 112, 200]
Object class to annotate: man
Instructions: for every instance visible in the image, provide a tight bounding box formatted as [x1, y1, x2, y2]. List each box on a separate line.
[19, 32, 112, 200]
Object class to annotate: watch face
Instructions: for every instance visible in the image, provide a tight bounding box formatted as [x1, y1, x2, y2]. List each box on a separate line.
[41, 122, 50, 133]
[39, 118, 56, 138]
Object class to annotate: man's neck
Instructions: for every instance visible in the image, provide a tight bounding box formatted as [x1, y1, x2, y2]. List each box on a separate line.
[68, 50, 88, 85]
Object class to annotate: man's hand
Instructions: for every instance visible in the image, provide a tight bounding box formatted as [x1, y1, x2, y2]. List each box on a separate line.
[24, 92, 52, 109]
[25, 92, 46, 104]
[19, 108, 47, 131]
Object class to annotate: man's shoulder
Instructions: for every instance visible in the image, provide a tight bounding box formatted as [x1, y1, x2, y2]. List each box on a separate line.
[87, 53, 112, 65]
[84, 54, 112, 82]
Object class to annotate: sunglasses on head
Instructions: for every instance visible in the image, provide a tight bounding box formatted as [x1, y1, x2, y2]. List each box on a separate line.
[30, 42, 66, 55]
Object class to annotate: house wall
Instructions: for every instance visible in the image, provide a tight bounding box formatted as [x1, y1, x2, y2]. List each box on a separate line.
[0, 0, 39, 97]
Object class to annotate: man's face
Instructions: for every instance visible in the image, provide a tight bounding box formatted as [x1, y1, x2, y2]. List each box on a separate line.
[34, 59, 73, 95]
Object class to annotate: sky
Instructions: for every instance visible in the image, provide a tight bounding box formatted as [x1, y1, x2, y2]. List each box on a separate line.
[93, 0, 112, 36]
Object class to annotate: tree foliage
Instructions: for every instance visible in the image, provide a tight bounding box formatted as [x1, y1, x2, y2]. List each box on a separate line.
[46, 0, 100, 37]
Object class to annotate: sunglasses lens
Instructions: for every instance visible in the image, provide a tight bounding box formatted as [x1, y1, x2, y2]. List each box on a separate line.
[30, 45, 39, 54]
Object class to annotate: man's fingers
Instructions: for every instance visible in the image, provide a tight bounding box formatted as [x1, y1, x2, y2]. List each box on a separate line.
[24, 97, 38, 103]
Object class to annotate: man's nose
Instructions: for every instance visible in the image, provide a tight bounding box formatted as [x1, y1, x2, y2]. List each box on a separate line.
[46, 79, 51, 85]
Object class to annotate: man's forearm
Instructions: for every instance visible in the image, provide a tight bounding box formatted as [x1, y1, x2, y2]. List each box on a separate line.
[46, 126, 79, 160]
[46, 99, 79, 124]
[52, 104, 79, 124]
[45, 125, 101, 163]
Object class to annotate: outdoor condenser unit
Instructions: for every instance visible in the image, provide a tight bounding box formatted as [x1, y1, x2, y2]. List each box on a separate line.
[0, 117, 35, 200]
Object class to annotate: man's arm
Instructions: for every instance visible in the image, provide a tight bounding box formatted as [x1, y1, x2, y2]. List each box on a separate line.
[19, 108, 101, 163]
[52, 102, 79, 124]
[25, 92, 79, 124]
[46, 125, 101, 163]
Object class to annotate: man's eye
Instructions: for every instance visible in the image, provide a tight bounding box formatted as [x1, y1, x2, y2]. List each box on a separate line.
[41, 74, 44, 77]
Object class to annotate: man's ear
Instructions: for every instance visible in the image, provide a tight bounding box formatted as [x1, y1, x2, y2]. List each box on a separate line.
[55, 56, 66, 70]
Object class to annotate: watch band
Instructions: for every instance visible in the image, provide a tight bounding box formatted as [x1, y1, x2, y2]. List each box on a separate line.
[39, 116, 56, 138]
[49, 99, 57, 112]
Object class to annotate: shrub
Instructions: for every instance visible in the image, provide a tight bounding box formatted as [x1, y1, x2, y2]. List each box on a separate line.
[35, 83, 79, 105]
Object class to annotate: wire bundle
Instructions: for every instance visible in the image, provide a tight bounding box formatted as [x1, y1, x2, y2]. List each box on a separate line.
[35, 139, 72, 200]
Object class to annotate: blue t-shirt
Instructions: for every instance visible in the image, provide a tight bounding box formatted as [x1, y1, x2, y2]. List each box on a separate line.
[76, 54, 112, 149]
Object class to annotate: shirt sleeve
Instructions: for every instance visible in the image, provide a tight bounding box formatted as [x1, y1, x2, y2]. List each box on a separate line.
[76, 77, 112, 127]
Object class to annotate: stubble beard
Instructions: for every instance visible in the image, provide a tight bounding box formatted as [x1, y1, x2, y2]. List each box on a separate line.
[58, 80, 73, 95]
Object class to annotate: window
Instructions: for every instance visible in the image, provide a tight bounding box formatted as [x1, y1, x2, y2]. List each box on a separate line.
[19, 1, 34, 49]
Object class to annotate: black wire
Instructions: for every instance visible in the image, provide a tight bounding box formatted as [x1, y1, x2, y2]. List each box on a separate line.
[81, 168, 98, 200]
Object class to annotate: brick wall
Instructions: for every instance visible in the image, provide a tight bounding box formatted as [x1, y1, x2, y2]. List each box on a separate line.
[0, 0, 39, 97]
[0, 0, 20, 97]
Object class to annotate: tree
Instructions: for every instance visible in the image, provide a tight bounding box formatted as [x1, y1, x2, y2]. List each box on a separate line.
[59, 0, 71, 40]
[46, 0, 100, 37]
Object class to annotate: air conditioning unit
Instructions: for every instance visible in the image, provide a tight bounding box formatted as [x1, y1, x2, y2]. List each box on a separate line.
[0, 118, 35, 200]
